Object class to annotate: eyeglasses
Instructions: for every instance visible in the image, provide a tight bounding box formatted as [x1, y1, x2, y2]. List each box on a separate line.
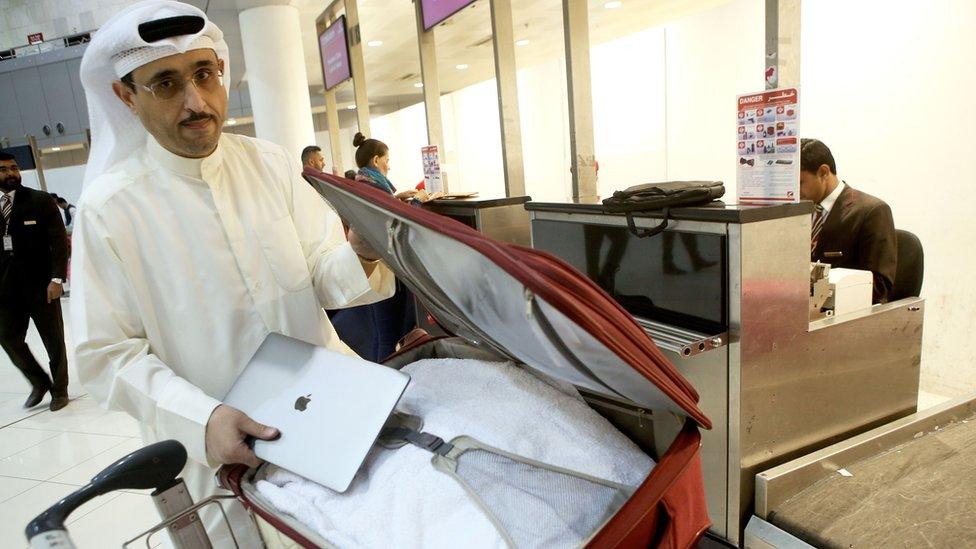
[138, 68, 223, 101]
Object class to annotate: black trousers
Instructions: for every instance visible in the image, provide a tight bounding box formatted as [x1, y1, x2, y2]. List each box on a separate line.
[0, 294, 68, 395]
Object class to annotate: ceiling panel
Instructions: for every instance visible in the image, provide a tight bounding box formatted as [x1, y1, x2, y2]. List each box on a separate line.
[201, 0, 734, 114]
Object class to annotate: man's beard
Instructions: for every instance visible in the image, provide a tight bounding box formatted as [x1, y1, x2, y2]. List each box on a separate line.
[0, 176, 20, 193]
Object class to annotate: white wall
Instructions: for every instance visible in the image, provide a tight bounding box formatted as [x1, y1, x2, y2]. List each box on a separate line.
[19, 164, 86, 204]
[664, 0, 765, 197]
[516, 57, 571, 202]
[591, 28, 668, 199]
[801, 0, 976, 396]
[363, 0, 763, 202]
[443, 79, 506, 197]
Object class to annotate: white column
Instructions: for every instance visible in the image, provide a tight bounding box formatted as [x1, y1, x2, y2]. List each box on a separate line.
[239, 5, 316, 160]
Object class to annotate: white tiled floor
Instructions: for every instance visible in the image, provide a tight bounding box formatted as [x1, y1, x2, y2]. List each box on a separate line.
[0, 302, 161, 548]
[0, 301, 961, 548]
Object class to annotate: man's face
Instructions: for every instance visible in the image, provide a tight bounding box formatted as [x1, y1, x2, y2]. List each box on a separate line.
[0, 159, 22, 193]
[308, 151, 326, 171]
[113, 49, 227, 158]
[799, 164, 829, 202]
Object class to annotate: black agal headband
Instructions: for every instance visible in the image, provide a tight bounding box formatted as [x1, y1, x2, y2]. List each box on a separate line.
[138, 15, 205, 43]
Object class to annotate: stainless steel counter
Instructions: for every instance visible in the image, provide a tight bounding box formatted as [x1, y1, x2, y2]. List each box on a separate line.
[422, 196, 531, 246]
[528, 203, 924, 545]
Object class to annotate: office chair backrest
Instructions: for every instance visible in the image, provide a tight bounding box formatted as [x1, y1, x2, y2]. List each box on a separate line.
[893, 229, 924, 300]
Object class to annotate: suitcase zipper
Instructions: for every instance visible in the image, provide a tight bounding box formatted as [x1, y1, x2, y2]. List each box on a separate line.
[580, 390, 654, 425]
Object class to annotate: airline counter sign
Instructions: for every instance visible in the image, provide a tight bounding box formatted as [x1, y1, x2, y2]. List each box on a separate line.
[736, 87, 800, 204]
[421, 145, 443, 194]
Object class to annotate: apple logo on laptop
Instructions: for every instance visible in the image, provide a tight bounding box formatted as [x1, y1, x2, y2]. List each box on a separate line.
[294, 394, 312, 412]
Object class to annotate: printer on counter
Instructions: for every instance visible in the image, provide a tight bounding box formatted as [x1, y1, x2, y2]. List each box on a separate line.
[826, 267, 873, 316]
[811, 264, 874, 318]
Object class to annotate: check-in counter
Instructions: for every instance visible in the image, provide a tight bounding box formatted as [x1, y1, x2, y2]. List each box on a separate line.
[525, 200, 924, 545]
[422, 196, 531, 246]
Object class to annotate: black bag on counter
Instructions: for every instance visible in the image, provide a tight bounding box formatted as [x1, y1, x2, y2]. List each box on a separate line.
[602, 181, 725, 238]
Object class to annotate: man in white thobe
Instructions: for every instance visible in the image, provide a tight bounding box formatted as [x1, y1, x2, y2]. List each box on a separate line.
[72, 2, 394, 546]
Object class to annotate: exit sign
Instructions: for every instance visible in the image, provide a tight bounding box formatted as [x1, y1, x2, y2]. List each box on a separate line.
[27, 33, 44, 44]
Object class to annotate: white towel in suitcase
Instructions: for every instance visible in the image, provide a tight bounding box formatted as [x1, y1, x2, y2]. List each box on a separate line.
[256, 358, 654, 548]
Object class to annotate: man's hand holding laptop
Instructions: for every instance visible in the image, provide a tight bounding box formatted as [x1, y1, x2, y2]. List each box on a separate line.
[206, 404, 280, 467]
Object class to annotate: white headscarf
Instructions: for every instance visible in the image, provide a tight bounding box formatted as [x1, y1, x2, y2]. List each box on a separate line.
[80, 0, 230, 186]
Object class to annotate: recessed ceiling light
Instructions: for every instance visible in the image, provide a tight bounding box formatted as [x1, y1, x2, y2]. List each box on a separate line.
[515, 39, 530, 47]
[50, 146, 62, 152]
[367, 40, 383, 47]
[414, 82, 424, 88]
[346, 104, 357, 110]
[226, 118, 237, 126]
[604, 1, 623, 8]
[456, 63, 469, 70]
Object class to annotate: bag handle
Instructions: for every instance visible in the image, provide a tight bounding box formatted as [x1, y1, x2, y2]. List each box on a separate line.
[625, 207, 670, 238]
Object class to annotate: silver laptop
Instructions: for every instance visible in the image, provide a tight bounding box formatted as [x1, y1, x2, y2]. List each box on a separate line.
[223, 333, 409, 492]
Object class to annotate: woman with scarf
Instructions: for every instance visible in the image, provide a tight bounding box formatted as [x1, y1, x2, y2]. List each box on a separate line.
[327, 133, 418, 361]
[352, 132, 419, 202]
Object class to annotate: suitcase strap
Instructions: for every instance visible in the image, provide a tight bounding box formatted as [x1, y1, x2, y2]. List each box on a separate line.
[381, 425, 455, 456]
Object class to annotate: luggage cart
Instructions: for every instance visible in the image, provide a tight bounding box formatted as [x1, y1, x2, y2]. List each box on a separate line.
[25, 439, 239, 549]
[31, 169, 715, 548]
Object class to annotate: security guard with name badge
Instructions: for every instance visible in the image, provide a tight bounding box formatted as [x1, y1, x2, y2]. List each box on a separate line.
[0, 151, 70, 411]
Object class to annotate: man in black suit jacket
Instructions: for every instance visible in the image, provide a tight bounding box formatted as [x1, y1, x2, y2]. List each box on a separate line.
[801, 139, 897, 304]
[0, 152, 70, 411]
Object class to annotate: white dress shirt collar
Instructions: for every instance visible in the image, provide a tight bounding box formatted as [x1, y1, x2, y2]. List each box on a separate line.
[819, 180, 845, 215]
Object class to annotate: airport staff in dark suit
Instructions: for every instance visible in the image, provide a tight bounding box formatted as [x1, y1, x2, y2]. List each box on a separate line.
[800, 139, 897, 303]
[0, 152, 70, 411]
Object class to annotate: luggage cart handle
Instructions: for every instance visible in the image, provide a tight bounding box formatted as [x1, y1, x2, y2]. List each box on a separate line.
[25, 440, 188, 548]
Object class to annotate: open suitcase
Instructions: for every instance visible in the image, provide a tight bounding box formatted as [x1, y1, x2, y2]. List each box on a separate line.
[217, 169, 713, 548]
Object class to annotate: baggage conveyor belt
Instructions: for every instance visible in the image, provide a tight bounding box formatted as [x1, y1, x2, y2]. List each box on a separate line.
[750, 395, 976, 548]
